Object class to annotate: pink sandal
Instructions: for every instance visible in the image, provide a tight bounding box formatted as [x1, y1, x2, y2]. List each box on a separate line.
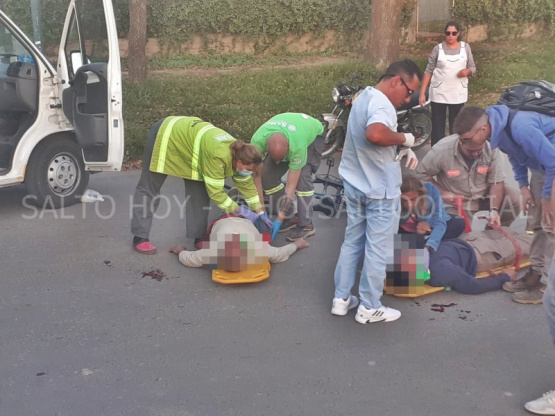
[134, 241, 157, 254]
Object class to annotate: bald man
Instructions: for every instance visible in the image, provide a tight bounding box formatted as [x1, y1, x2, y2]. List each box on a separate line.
[251, 113, 325, 241]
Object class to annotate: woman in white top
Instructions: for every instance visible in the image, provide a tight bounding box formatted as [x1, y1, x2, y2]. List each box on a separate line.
[419, 21, 477, 146]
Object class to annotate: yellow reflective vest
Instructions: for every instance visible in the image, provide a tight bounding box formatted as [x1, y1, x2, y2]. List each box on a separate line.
[149, 116, 262, 213]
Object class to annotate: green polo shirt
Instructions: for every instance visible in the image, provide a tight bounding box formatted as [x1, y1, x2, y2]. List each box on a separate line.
[251, 113, 323, 170]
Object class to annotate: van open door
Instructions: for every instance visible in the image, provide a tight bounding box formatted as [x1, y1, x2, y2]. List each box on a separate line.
[58, 0, 124, 171]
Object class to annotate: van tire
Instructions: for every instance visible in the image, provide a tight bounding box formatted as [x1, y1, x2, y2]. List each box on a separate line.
[25, 139, 89, 208]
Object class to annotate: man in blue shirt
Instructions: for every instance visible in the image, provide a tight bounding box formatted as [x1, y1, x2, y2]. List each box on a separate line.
[331, 59, 422, 324]
[453, 105, 555, 305]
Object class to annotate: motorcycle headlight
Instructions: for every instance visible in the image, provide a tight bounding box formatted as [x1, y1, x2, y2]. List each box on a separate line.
[331, 88, 340, 103]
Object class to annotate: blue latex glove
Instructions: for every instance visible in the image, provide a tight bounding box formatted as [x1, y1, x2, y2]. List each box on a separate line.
[235, 205, 258, 223]
[423, 247, 430, 271]
[258, 212, 274, 233]
[271, 220, 282, 242]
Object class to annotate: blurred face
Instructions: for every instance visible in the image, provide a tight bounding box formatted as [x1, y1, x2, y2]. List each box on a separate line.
[445, 25, 459, 45]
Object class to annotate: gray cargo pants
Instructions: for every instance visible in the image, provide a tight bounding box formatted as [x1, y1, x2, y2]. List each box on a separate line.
[261, 134, 324, 227]
[130, 119, 211, 241]
[527, 170, 555, 285]
[544, 253, 555, 344]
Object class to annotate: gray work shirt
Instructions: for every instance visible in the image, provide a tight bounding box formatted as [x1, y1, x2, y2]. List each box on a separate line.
[416, 134, 505, 208]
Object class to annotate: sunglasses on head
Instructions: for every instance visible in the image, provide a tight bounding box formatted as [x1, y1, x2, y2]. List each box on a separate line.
[445, 31, 459, 36]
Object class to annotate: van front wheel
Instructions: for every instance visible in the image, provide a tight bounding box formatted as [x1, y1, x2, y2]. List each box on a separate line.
[25, 139, 89, 208]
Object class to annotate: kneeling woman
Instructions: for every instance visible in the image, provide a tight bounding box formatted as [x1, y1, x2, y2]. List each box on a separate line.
[399, 175, 465, 255]
[131, 116, 272, 254]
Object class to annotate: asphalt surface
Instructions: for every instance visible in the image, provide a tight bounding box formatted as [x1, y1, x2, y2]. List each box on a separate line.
[0, 150, 553, 416]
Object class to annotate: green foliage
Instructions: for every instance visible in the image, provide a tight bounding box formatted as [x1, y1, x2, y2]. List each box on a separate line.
[3, 0, 552, 57]
[122, 38, 554, 159]
[452, 0, 555, 34]
[122, 59, 380, 159]
[2, 0, 373, 54]
[468, 39, 555, 106]
[144, 0, 371, 53]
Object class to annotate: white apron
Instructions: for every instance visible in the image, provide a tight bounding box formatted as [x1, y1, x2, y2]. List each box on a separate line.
[429, 41, 468, 104]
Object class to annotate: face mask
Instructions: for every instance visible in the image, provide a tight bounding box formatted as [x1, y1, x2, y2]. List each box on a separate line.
[236, 168, 253, 177]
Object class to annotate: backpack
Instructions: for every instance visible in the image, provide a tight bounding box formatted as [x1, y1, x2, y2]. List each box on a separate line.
[498, 80, 555, 116]
[497, 80, 555, 141]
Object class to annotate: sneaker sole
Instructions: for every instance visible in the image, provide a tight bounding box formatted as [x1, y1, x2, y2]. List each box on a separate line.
[502, 285, 529, 293]
[512, 297, 543, 305]
[331, 297, 359, 316]
[355, 313, 401, 324]
[286, 228, 316, 242]
[524, 403, 555, 414]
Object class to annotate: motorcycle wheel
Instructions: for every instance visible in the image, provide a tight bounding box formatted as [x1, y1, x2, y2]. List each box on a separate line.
[321, 125, 345, 158]
[405, 108, 432, 149]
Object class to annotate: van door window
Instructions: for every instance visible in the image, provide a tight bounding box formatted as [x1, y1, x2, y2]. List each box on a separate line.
[63, 0, 111, 79]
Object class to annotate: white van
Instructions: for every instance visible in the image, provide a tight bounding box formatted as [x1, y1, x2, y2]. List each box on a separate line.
[0, 0, 123, 208]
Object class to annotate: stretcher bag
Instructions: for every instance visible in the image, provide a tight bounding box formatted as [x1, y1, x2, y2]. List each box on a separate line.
[212, 262, 271, 284]
[461, 226, 532, 273]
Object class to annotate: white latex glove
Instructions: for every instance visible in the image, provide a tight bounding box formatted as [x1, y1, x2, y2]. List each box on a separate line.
[402, 133, 415, 148]
[423, 247, 430, 271]
[397, 147, 418, 170]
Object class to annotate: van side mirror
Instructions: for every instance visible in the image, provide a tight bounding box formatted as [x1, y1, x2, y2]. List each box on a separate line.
[70, 50, 83, 72]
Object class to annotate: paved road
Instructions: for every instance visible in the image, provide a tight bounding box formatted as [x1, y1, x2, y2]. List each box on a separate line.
[0, 154, 552, 416]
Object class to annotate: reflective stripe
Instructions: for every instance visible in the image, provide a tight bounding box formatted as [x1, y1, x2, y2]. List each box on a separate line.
[296, 190, 314, 197]
[265, 183, 284, 195]
[204, 176, 225, 188]
[191, 125, 216, 180]
[218, 197, 235, 210]
[156, 117, 186, 172]
[245, 195, 261, 205]
[234, 175, 252, 183]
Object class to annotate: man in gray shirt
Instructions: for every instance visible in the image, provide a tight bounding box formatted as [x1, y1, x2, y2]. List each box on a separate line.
[416, 133, 521, 227]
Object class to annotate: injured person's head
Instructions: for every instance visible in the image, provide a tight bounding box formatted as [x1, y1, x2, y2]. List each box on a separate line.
[207, 233, 269, 272]
[384, 234, 430, 295]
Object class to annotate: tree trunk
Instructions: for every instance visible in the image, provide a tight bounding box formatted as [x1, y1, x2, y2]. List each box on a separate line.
[128, 0, 148, 83]
[406, 0, 418, 44]
[368, 0, 404, 70]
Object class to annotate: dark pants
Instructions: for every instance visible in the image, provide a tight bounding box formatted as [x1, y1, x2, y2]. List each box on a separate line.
[431, 102, 465, 146]
[261, 134, 324, 226]
[443, 216, 466, 239]
[130, 119, 211, 242]
[428, 239, 510, 294]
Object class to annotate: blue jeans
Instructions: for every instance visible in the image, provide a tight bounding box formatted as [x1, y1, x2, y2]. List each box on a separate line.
[334, 181, 401, 309]
[544, 252, 555, 345]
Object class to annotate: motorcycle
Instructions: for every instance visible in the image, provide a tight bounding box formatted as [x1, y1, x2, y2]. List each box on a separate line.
[320, 75, 432, 158]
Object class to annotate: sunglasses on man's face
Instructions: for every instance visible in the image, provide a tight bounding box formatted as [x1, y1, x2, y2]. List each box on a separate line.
[398, 76, 414, 98]
[445, 31, 459, 36]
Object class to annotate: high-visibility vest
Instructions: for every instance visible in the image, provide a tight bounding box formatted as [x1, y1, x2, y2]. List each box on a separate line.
[150, 116, 262, 212]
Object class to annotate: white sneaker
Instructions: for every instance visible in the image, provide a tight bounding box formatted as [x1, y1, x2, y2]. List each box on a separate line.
[525, 390, 555, 415]
[355, 305, 401, 324]
[331, 295, 359, 316]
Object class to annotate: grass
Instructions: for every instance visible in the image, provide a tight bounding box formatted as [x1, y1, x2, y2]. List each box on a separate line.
[122, 38, 555, 160]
